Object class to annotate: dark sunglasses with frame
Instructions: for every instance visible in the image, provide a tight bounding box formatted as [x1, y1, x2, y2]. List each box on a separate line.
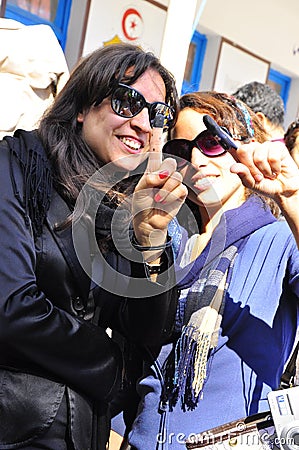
[109, 83, 175, 131]
[162, 121, 249, 169]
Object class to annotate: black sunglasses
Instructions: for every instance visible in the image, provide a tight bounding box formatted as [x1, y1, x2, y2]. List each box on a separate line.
[163, 124, 247, 168]
[110, 83, 174, 130]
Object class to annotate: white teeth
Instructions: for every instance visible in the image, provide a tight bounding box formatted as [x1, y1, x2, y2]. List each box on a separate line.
[120, 137, 141, 150]
[194, 176, 216, 188]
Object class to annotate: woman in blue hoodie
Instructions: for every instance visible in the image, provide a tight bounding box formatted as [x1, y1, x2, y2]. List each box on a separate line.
[128, 91, 299, 450]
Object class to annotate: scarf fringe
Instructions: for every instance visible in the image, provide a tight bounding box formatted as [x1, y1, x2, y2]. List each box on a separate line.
[173, 323, 216, 410]
[172, 267, 230, 410]
[6, 131, 52, 239]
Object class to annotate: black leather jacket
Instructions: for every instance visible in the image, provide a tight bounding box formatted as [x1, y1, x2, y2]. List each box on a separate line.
[0, 133, 177, 449]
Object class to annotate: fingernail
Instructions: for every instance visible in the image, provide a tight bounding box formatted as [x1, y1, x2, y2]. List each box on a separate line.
[254, 173, 263, 182]
[154, 193, 162, 202]
[158, 170, 169, 180]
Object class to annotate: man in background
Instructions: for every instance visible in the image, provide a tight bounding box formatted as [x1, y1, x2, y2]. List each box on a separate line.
[233, 81, 285, 141]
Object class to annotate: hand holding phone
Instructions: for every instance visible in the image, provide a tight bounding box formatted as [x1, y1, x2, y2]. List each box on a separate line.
[203, 115, 239, 151]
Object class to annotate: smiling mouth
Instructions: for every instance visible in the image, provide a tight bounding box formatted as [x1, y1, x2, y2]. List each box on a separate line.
[119, 137, 142, 153]
[193, 175, 218, 189]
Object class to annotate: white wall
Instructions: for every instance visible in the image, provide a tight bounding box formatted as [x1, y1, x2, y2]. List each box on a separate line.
[195, 0, 299, 124]
[198, 0, 299, 77]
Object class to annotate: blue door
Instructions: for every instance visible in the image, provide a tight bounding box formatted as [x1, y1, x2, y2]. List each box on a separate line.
[182, 31, 207, 95]
[267, 68, 291, 108]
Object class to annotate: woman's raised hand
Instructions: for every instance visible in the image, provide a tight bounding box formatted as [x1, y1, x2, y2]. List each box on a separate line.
[230, 140, 299, 247]
[132, 126, 187, 251]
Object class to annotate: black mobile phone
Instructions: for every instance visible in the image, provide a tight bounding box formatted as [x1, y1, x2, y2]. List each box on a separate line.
[203, 115, 239, 151]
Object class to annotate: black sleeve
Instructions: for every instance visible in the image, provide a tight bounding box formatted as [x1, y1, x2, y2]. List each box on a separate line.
[122, 246, 178, 346]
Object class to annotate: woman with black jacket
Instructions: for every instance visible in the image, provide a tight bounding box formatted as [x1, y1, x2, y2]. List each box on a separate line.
[0, 43, 187, 449]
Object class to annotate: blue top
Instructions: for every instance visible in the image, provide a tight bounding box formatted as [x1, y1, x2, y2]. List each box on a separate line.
[128, 218, 299, 450]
